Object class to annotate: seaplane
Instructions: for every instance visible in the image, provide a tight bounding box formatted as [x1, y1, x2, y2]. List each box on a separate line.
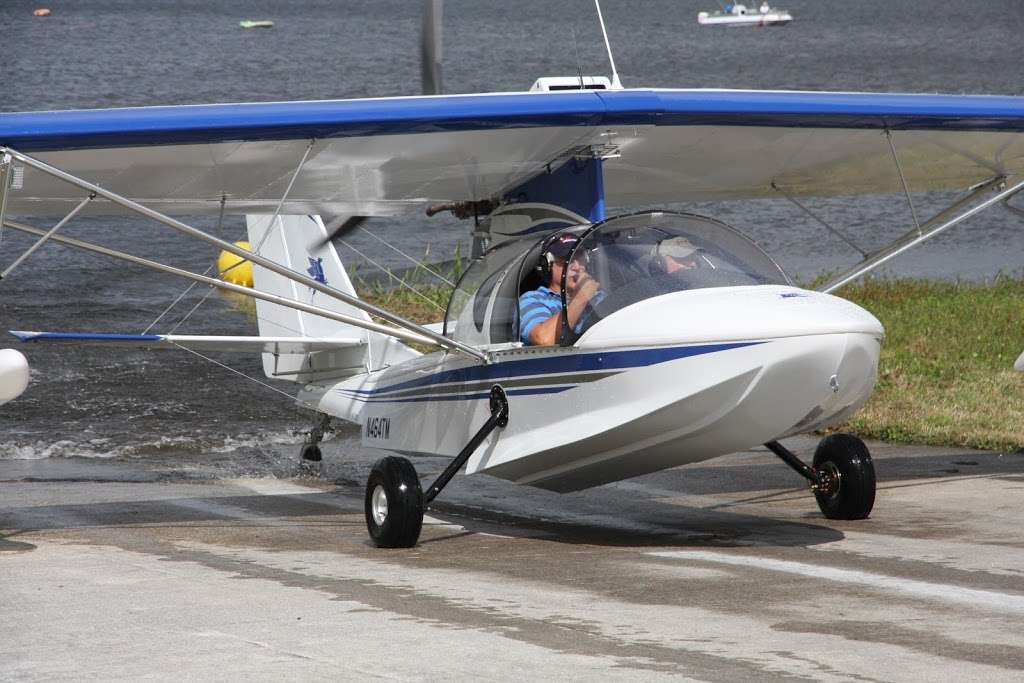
[2, 1, 1023, 547]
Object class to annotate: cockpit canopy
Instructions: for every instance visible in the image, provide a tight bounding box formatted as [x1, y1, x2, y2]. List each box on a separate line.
[444, 211, 791, 347]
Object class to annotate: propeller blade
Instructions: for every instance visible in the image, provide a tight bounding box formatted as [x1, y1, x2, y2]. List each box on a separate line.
[312, 215, 368, 249]
[421, 0, 443, 95]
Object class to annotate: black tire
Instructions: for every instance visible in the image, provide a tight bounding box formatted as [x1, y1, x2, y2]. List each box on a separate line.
[812, 433, 876, 520]
[300, 444, 322, 462]
[364, 456, 423, 548]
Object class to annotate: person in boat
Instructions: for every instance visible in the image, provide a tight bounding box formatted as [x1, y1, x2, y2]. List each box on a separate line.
[519, 233, 603, 346]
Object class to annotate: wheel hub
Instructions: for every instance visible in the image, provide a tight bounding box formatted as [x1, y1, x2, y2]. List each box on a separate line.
[371, 484, 389, 525]
[812, 461, 841, 497]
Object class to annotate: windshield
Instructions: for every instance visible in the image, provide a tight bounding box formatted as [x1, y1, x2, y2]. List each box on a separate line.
[561, 211, 791, 344]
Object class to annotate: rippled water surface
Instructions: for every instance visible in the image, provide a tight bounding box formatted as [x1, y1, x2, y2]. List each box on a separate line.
[3, 0, 1023, 460]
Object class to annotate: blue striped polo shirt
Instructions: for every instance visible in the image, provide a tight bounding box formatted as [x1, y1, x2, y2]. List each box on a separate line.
[519, 287, 608, 344]
[518, 286, 562, 344]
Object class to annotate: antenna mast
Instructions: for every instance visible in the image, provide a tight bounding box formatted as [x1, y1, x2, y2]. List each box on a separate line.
[594, 0, 623, 89]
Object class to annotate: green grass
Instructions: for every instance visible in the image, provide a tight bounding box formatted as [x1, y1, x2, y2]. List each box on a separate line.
[360, 275, 1024, 452]
[831, 277, 1024, 452]
[353, 257, 460, 326]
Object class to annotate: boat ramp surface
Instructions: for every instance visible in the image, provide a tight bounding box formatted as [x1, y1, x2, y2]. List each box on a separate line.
[3, 435, 1024, 680]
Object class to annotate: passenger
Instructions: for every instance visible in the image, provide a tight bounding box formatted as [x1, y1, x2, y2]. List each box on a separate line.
[519, 234, 602, 346]
[655, 236, 703, 276]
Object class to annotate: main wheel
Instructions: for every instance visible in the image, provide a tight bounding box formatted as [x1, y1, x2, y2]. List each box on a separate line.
[812, 433, 876, 520]
[364, 456, 423, 548]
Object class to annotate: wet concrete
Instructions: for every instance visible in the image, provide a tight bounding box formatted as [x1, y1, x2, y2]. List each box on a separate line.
[3, 436, 1024, 681]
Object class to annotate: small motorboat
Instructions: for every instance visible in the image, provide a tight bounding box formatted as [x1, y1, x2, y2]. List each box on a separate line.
[239, 20, 274, 29]
[698, 3, 792, 27]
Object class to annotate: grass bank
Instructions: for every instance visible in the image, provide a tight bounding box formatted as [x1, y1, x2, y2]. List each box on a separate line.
[358, 277, 452, 325]
[360, 277, 1024, 452]
[832, 277, 1024, 452]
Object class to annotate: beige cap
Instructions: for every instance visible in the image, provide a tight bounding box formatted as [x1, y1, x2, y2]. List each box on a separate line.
[658, 236, 700, 260]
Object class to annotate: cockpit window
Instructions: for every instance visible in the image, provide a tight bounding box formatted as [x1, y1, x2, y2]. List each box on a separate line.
[561, 211, 791, 344]
[444, 211, 789, 348]
[444, 238, 532, 345]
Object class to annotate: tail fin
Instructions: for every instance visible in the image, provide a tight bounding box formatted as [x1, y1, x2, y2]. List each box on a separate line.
[244, 214, 419, 382]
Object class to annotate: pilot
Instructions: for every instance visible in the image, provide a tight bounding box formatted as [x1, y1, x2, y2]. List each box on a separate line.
[655, 236, 703, 276]
[519, 233, 602, 346]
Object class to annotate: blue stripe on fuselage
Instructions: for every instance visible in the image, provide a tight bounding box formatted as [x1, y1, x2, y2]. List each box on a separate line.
[339, 386, 573, 404]
[345, 341, 763, 397]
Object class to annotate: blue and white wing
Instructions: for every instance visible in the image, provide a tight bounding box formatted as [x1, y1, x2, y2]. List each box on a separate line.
[3, 89, 1024, 218]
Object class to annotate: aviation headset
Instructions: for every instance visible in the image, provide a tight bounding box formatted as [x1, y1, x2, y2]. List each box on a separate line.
[535, 232, 580, 282]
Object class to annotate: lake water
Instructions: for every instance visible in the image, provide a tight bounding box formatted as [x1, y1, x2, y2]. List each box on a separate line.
[2, 0, 1022, 462]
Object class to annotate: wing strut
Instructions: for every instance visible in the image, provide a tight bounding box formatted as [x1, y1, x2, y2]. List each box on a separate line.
[0, 147, 488, 364]
[885, 129, 922, 235]
[2, 219, 437, 348]
[819, 175, 1024, 293]
[1, 193, 92, 279]
[771, 181, 867, 257]
[0, 154, 13, 243]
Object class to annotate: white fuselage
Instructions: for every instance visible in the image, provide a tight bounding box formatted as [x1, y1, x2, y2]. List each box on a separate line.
[304, 285, 882, 492]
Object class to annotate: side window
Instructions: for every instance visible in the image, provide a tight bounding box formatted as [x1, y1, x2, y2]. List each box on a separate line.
[489, 256, 529, 344]
[445, 239, 536, 346]
[512, 239, 552, 343]
[472, 268, 503, 333]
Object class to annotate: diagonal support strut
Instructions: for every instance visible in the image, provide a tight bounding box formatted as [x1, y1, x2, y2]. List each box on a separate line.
[424, 385, 509, 505]
[0, 146, 488, 363]
[819, 175, 1024, 293]
[2, 219, 437, 348]
[1, 194, 93, 279]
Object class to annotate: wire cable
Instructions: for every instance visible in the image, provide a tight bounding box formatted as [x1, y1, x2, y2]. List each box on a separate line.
[142, 195, 226, 334]
[251, 139, 315, 256]
[338, 239, 446, 312]
[355, 224, 456, 287]
[171, 342, 320, 411]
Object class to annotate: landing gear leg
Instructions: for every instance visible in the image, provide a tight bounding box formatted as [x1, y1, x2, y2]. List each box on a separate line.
[364, 385, 510, 548]
[766, 434, 876, 520]
[299, 412, 333, 463]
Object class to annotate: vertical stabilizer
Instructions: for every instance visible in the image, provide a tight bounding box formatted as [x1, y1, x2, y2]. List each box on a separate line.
[245, 214, 419, 382]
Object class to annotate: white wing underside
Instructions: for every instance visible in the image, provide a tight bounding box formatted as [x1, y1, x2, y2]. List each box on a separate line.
[9, 126, 1024, 217]
[5, 88, 1024, 217]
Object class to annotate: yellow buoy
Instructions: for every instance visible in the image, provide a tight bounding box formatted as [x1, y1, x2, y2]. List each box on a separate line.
[218, 240, 254, 287]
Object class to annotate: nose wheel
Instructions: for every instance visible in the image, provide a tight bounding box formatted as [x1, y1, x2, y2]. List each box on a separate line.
[810, 433, 876, 520]
[766, 433, 875, 520]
